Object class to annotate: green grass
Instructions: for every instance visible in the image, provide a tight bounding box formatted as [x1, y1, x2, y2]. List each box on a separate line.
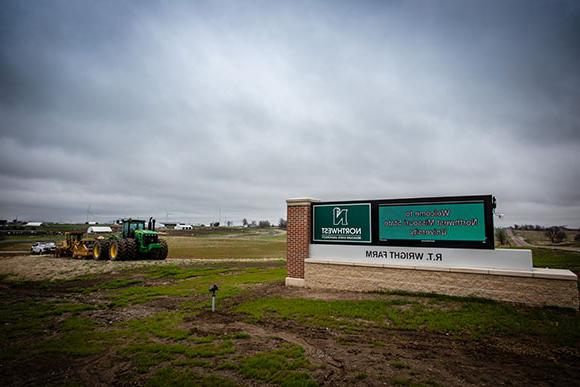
[106, 266, 285, 307]
[123, 341, 235, 373]
[124, 341, 235, 360]
[92, 278, 144, 289]
[236, 296, 580, 345]
[0, 302, 120, 360]
[532, 248, 580, 271]
[0, 299, 96, 341]
[144, 266, 229, 280]
[126, 311, 190, 340]
[165, 234, 286, 259]
[238, 343, 317, 386]
[36, 316, 120, 357]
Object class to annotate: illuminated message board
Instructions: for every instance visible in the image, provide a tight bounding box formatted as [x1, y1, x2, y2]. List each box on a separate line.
[379, 202, 486, 242]
[311, 195, 495, 249]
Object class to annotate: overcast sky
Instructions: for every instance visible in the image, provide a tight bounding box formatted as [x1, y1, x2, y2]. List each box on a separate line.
[1, 0, 579, 226]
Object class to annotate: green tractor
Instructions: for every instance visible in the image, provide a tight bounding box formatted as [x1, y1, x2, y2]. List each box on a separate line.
[93, 218, 168, 261]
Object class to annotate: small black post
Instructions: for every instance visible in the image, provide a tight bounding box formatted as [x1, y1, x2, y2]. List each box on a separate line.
[209, 284, 219, 312]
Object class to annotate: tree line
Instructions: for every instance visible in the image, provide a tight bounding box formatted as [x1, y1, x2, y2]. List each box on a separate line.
[240, 218, 287, 229]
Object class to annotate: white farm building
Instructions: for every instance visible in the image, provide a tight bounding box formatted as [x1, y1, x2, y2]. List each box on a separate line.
[87, 226, 113, 234]
[174, 224, 193, 230]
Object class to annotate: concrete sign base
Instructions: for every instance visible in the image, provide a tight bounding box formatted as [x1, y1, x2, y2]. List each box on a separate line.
[310, 244, 533, 271]
[303, 259, 578, 309]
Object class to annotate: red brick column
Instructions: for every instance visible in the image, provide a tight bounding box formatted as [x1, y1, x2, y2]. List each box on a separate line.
[286, 198, 318, 287]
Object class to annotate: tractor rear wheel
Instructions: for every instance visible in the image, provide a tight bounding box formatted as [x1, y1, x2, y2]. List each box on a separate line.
[93, 240, 110, 260]
[110, 240, 127, 261]
[125, 239, 137, 260]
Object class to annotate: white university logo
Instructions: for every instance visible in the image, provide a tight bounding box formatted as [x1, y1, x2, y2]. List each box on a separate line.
[332, 207, 348, 226]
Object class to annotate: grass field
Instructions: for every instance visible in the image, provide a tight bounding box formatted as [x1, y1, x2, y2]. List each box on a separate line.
[165, 231, 286, 259]
[1, 260, 579, 386]
[0, 230, 579, 385]
[532, 248, 580, 272]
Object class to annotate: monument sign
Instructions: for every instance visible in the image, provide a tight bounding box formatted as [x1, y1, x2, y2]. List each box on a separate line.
[286, 195, 578, 309]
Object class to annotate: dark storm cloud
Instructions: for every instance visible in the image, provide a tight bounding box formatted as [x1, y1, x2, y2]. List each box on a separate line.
[1, 0, 579, 226]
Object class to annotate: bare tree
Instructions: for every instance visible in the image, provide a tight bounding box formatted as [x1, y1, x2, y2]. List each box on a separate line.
[495, 228, 509, 245]
[545, 226, 567, 243]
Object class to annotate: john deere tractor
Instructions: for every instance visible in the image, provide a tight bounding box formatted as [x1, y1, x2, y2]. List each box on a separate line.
[93, 218, 167, 261]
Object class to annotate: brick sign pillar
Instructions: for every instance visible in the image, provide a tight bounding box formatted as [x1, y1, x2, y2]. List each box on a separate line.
[285, 198, 319, 287]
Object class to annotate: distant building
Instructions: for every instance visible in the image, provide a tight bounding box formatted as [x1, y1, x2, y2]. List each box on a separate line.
[24, 222, 43, 227]
[174, 224, 193, 230]
[87, 226, 113, 234]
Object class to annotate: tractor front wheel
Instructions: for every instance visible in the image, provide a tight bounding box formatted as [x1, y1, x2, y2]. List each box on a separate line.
[158, 239, 168, 260]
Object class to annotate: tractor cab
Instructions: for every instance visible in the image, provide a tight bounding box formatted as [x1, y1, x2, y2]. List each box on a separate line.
[121, 218, 158, 238]
[122, 219, 146, 238]
[122, 218, 159, 245]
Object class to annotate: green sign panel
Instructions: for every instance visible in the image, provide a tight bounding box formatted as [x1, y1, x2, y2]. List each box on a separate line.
[313, 203, 371, 243]
[379, 201, 486, 242]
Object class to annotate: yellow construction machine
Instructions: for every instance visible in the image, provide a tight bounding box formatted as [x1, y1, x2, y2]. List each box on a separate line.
[55, 231, 95, 259]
